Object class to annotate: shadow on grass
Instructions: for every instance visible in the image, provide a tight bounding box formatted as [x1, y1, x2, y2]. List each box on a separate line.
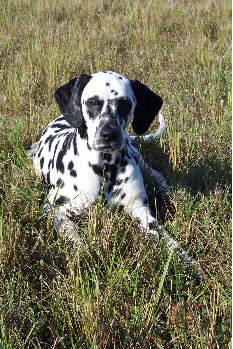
[168, 156, 231, 195]
[139, 141, 231, 224]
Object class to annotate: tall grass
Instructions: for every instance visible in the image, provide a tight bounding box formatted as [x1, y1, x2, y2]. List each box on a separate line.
[0, 0, 231, 347]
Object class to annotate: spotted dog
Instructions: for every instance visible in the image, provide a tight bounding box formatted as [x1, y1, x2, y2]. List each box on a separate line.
[27, 71, 199, 272]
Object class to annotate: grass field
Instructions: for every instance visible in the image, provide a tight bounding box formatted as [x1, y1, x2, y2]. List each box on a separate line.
[0, 0, 231, 347]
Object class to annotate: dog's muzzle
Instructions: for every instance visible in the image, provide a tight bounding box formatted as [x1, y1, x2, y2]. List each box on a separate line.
[93, 120, 125, 152]
[100, 124, 118, 144]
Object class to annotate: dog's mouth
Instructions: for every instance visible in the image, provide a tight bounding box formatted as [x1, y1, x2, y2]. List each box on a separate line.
[94, 143, 125, 153]
[93, 141, 125, 153]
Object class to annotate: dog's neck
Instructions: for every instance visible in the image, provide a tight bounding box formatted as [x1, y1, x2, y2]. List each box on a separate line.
[76, 126, 125, 167]
[75, 128, 125, 167]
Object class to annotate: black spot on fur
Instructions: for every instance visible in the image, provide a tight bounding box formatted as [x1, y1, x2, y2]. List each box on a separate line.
[124, 177, 129, 183]
[113, 188, 122, 197]
[50, 123, 71, 130]
[107, 183, 113, 193]
[106, 82, 110, 86]
[115, 179, 123, 186]
[111, 90, 115, 93]
[53, 129, 63, 134]
[115, 156, 120, 165]
[74, 185, 78, 191]
[52, 141, 60, 169]
[46, 172, 50, 185]
[68, 161, 74, 170]
[37, 147, 43, 158]
[121, 193, 126, 200]
[118, 204, 124, 211]
[68, 211, 80, 223]
[55, 115, 66, 122]
[56, 150, 65, 173]
[73, 131, 78, 155]
[102, 153, 112, 162]
[55, 195, 68, 205]
[89, 162, 103, 177]
[118, 76, 122, 80]
[77, 119, 88, 139]
[63, 133, 74, 150]
[70, 170, 77, 177]
[56, 178, 64, 188]
[105, 164, 117, 182]
[49, 135, 59, 152]
[45, 135, 53, 144]
[114, 92, 118, 96]
[41, 125, 49, 136]
[41, 174, 46, 184]
[149, 222, 157, 230]
[56, 133, 76, 173]
[120, 150, 128, 167]
[40, 157, 44, 169]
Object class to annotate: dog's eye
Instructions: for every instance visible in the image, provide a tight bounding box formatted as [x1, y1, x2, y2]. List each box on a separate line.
[117, 100, 132, 117]
[88, 99, 101, 109]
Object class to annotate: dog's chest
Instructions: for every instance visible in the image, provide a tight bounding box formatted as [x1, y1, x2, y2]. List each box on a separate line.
[65, 148, 131, 205]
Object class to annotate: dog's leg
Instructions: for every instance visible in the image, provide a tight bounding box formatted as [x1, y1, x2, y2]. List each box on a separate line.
[43, 192, 86, 245]
[127, 141, 167, 190]
[53, 206, 83, 244]
[139, 158, 167, 190]
[127, 202, 203, 280]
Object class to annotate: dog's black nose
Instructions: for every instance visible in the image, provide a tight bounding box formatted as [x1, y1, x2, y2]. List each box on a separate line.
[100, 125, 117, 143]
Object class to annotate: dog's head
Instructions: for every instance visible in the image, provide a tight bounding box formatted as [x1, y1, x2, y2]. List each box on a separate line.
[54, 71, 163, 153]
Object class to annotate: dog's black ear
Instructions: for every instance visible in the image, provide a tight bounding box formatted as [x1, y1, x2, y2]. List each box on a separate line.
[130, 79, 163, 135]
[54, 74, 91, 128]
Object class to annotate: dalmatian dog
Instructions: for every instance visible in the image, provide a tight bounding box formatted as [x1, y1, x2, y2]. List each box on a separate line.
[27, 71, 200, 274]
